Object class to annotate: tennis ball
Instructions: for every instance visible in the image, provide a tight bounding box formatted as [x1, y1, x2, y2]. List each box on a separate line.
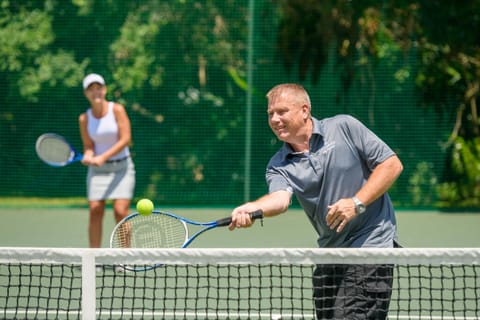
[136, 198, 154, 216]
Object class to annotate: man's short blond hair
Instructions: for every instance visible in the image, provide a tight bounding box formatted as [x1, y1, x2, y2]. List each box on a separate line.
[266, 84, 311, 110]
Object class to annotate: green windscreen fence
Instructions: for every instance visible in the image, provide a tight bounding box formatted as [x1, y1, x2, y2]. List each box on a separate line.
[0, 1, 453, 208]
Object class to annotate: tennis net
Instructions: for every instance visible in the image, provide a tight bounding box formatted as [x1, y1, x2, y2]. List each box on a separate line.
[1, 247, 479, 319]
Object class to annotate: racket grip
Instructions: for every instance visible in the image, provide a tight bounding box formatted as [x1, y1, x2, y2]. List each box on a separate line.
[249, 209, 264, 220]
[216, 209, 264, 227]
[250, 209, 264, 227]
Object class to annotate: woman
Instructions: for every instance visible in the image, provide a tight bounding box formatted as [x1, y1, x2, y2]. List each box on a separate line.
[79, 73, 135, 248]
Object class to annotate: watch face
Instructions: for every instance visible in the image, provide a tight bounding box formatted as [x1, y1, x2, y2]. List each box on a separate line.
[357, 204, 366, 214]
[353, 197, 366, 214]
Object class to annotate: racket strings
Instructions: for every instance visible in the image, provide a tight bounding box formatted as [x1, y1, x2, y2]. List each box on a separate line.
[112, 214, 187, 248]
[37, 138, 73, 163]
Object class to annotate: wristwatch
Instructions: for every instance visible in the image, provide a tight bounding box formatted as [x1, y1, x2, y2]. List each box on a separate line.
[352, 196, 366, 214]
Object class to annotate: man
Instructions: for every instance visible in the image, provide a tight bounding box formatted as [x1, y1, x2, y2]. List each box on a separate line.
[229, 83, 403, 319]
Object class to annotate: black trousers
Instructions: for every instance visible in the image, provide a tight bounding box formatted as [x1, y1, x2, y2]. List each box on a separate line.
[312, 264, 394, 320]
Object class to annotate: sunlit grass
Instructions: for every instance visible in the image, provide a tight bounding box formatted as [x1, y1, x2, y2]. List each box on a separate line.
[0, 197, 87, 208]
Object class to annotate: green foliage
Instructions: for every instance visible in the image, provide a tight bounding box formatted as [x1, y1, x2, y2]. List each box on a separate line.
[408, 161, 438, 207]
[438, 137, 480, 208]
[19, 51, 88, 101]
[0, 0, 478, 208]
[276, 1, 417, 84]
[0, 3, 87, 102]
[275, 0, 480, 209]
[0, 9, 52, 72]
[110, 7, 162, 92]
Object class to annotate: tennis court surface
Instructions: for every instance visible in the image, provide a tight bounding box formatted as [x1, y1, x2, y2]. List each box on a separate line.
[1, 208, 479, 319]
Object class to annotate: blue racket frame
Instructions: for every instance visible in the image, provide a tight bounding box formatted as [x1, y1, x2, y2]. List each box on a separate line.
[109, 209, 264, 271]
[35, 133, 83, 167]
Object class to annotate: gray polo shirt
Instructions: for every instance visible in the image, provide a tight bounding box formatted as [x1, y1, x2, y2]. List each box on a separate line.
[266, 115, 398, 248]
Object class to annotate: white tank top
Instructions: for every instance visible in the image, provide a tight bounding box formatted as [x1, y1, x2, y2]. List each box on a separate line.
[86, 102, 130, 160]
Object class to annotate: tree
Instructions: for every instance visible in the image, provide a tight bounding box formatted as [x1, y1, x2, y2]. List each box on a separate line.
[275, 0, 480, 208]
[0, 0, 258, 203]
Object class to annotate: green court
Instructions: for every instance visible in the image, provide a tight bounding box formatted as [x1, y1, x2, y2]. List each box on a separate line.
[1, 207, 479, 319]
[1, 207, 478, 248]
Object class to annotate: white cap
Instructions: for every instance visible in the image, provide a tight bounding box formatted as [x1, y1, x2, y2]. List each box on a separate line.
[82, 73, 105, 90]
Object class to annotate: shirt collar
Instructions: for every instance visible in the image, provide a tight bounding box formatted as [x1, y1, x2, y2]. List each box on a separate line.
[279, 117, 323, 158]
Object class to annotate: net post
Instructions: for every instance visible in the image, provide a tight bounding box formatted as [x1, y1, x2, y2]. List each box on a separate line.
[81, 249, 96, 320]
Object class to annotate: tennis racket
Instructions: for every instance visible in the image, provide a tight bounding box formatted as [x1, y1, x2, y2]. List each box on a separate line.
[110, 209, 264, 271]
[35, 133, 83, 167]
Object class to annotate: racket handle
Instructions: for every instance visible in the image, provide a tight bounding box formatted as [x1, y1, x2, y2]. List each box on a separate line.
[250, 209, 264, 220]
[216, 209, 264, 227]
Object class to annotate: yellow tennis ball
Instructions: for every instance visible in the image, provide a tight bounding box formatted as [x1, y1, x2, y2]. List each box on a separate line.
[136, 198, 154, 216]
